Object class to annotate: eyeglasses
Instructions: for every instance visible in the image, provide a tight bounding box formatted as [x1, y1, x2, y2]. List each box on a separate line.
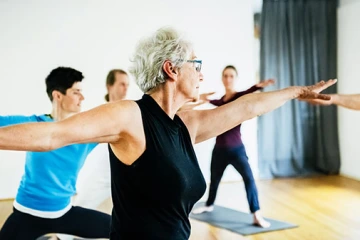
[187, 60, 202, 72]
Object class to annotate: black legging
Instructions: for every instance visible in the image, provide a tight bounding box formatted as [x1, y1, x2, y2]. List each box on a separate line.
[206, 145, 260, 213]
[0, 206, 111, 240]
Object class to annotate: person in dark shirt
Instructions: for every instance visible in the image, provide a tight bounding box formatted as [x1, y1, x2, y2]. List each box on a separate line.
[0, 27, 336, 240]
[192, 65, 274, 228]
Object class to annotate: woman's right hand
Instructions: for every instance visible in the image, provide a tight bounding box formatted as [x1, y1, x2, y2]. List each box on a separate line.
[294, 79, 337, 101]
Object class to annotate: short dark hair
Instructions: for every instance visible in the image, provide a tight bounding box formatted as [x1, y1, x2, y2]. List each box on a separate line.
[105, 69, 128, 102]
[45, 67, 84, 101]
[222, 65, 238, 76]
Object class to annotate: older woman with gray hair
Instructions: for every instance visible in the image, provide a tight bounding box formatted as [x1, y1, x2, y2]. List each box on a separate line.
[0, 27, 336, 240]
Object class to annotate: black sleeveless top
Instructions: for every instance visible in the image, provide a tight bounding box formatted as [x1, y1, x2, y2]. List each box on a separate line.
[109, 94, 206, 240]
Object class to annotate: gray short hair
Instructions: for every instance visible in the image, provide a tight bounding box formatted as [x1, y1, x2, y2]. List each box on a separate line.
[129, 27, 194, 93]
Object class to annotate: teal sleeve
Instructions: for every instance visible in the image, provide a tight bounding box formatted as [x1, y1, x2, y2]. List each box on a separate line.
[0, 115, 39, 127]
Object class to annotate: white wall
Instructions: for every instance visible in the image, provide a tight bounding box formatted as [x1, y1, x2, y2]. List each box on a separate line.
[253, 0, 263, 13]
[0, 0, 256, 199]
[340, 0, 359, 7]
[338, 1, 360, 181]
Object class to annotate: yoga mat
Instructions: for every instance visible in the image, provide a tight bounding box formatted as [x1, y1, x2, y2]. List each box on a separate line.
[37, 236, 88, 240]
[190, 203, 298, 235]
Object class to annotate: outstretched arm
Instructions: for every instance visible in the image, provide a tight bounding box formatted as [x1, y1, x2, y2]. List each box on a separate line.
[0, 101, 137, 151]
[179, 79, 337, 144]
[305, 94, 360, 111]
[234, 78, 276, 97]
[255, 78, 275, 89]
[208, 79, 276, 106]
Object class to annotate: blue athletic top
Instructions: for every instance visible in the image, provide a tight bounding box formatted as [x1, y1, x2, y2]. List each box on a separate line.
[0, 114, 97, 211]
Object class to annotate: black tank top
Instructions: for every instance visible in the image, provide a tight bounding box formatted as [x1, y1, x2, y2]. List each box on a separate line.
[109, 94, 206, 240]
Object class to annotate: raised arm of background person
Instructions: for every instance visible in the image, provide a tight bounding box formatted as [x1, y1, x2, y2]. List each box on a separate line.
[209, 79, 275, 106]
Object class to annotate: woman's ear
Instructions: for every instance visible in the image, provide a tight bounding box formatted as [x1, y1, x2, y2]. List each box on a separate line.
[163, 60, 178, 81]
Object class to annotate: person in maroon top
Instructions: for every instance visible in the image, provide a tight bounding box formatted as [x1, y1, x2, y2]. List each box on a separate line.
[192, 65, 274, 228]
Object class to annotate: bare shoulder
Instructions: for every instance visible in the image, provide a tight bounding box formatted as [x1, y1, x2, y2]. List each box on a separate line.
[91, 99, 144, 146]
[177, 110, 201, 143]
[104, 100, 142, 130]
[66, 99, 142, 138]
[177, 109, 208, 126]
[177, 110, 195, 126]
[107, 100, 139, 114]
[177, 107, 222, 144]
[108, 100, 146, 164]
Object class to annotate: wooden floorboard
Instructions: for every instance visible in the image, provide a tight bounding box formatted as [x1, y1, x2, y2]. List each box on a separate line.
[1, 175, 359, 240]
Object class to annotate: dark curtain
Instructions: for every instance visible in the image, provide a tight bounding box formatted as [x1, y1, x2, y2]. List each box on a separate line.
[258, 0, 340, 178]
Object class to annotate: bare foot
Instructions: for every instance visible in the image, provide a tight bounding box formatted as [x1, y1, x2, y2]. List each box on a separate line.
[192, 205, 214, 214]
[253, 210, 271, 228]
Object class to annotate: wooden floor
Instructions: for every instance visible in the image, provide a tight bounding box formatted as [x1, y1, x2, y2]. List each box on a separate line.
[1, 175, 360, 240]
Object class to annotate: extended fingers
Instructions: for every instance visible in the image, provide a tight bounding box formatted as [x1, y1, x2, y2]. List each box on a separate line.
[312, 79, 337, 93]
[268, 79, 276, 84]
[314, 93, 331, 100]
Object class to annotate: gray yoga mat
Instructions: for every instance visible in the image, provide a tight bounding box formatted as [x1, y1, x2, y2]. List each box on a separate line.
[190, 203, 298, 236]
[37, 237, 87, 240]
